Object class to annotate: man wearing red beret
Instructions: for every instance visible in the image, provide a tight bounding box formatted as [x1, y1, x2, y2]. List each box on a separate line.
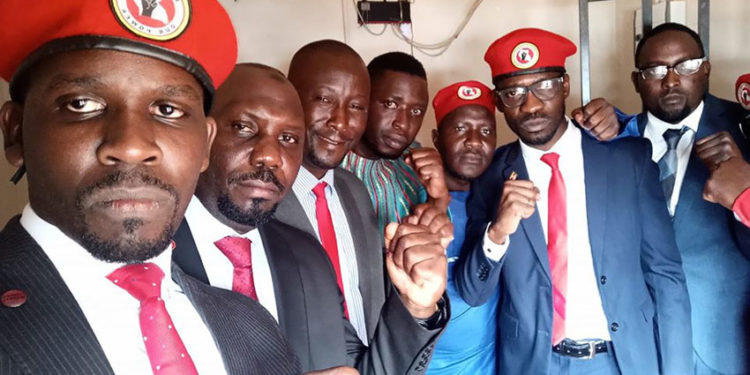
[0, 1, 302, 374]
[426, 80, 499, 374]
[455, 28, 692, 374]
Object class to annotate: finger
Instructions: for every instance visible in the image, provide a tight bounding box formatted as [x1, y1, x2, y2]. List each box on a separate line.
[384, 222, 399, 249]
[414, 165, 444, 181]
[389, 223, 431, 262]
[406, 251, 447, 286]
[505, 199, 536, 219]
[503, 179, 536, 190]
[703, 182, 716, 203]
[392, 231, 441, 269]
[411, 156, 441, 170]
[570, 107, 586, 125]
[694, 132, 726, 146]
[503, 183, 540, 202]
[414, 205, 440, 228]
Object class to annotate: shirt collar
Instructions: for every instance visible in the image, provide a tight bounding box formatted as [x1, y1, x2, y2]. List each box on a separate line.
[646, 100, 704, 134]
[20, 203, 176, 292]
[518, 118, 580, 162]
[292, 166, 336, 197]
[184, 195, 260, 240]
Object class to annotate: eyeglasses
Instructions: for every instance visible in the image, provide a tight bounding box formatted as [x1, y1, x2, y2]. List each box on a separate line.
[495, 77, 564, 108]
[635, 57, 707, 80]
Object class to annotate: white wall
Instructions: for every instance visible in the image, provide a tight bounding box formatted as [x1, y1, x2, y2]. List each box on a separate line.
[1, 0, 748, 224]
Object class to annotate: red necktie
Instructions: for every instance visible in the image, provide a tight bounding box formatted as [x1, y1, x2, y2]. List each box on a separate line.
[312, 182, 349, 318]
[214, 236, 258, 300]
[541, 152, 568, 345]
[107, 263, 198, 375]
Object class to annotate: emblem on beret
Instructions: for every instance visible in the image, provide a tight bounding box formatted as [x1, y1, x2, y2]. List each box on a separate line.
[738, 82, 750, 110]
[457, 86, 481, 100]
[111, 0, 191, 41]
[511, 42, 540, 70]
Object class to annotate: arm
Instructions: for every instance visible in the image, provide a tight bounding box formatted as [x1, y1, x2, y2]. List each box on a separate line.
[636, 143, 693, 374]
[570, 98, 640, 141]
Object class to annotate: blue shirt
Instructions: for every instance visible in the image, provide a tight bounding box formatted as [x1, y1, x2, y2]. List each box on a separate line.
[427, 191, 499, 375]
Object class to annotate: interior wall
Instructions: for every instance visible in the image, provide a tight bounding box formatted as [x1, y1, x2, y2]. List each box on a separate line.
[1, 0, 748, 224]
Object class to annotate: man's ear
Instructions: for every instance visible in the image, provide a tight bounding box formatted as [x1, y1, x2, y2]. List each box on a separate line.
[1, 101, 24, 168]
[492, 90, 506, 114]
[562, 74, 570, 99]
[201, 116, 218, 173]
[631, 72, 641, 94]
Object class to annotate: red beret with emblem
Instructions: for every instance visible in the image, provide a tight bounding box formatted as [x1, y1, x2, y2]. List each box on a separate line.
[735, 74, 750, 111]
[484, 28, 577, 82]
[0, 0, 237, 101]
[432, 80, 495, 125]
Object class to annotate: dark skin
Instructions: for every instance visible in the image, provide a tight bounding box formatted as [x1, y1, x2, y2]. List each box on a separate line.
[195, 64, 306, 234]
[487, 71, 571, 244]
[288, 48, 370, 180]
[288, 43, 447, 319]
[432, 105, 497, 191]
[0, 49, 215, 262]
[695, 131, 750, 210]
[631, 30, 710, 124]
[353, 69, 450, 210]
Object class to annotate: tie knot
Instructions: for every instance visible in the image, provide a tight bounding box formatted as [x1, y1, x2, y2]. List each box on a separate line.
[312, 181, 328, 199]
[214, 236, 252, 268]
[541, 152, 561, 170]
[663, 127, 688, 149]
[107, 262, 164, 302]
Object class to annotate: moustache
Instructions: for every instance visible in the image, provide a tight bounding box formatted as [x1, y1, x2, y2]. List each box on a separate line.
[227, 167, 285, 192]
[75, 169, 179, 209]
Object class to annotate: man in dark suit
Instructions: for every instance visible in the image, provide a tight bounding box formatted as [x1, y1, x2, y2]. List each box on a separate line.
[0, 1, 300, 374]
[625, 23, 750, 375]
[456, 28, 692, 374]
[172, 62, 449, 374]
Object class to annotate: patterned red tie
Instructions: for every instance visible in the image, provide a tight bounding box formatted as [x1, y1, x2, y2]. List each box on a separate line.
[107, 263, 198, 375]
[214, 236, 258, 300]
[541, 152, 568, 345]
[312, 182, 349, 318]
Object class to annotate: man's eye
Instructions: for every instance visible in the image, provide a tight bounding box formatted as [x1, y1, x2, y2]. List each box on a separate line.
[456, 125, 466, 132]
[317, 96, 332, 104]
[280, 134, 298, 144]
[65, 98, 105, 113]
[384, 100, 397, 109]
[481, 128, 492, 135]
[152, 104, 185, 119]
[411, 108, 424, 116]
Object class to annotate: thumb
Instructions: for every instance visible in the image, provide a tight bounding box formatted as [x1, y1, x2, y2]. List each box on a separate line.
[571, 107, 586, 126]
[384, 222, 399, 250]
[703, 184, 716, 203]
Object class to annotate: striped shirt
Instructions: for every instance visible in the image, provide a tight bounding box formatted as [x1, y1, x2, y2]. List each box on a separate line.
[340, 144, 428, 233]
[290, 167, 369, 345]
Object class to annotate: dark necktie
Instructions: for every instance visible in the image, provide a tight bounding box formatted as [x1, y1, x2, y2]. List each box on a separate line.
[214, 236, 258, 300]
[541, 152, 568, 345]
[312, 182, 349, 318]
[658, 127, 689, 207]
[107, 263, 198, 375]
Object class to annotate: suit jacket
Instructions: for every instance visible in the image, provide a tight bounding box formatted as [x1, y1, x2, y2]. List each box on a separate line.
[633, 94, 750, 373]
[173, 217, 441, 374]
[455, 130, 693, 375]
[0, 216, 299, 375]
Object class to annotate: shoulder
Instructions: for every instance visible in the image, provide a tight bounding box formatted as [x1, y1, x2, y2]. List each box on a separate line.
[705, 93, 744, 118]
[0, 216, 36, 263]
[333, 167, 370, 199]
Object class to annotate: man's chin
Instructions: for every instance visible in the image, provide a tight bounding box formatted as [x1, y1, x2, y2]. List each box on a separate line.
[77, 229, 173, 264]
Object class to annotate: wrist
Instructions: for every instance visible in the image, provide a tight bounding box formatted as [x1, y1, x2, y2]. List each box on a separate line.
[487, 223, 508, 245]
[429, 193, 451, 212]
[403, 299, 438, 319]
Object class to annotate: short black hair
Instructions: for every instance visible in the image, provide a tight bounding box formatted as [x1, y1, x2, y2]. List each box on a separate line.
[367, 52, 426, 81]
[635, 22, 705, 65]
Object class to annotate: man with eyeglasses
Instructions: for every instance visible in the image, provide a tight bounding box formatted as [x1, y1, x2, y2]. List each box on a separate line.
[456, 28, 692, 375]
[626, 22, 750, 375]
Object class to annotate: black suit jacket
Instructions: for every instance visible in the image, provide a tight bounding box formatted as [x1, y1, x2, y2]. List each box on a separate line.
[173, 218, 441, 374]
[0, 216, 299, 375]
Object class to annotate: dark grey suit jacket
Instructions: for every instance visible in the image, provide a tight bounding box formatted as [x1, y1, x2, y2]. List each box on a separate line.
[173, 217, 441, 374]
[0, 216, 300, 375]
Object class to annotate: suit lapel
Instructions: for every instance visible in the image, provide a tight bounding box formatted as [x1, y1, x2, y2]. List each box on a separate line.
[0, 218, 114, 374]
[171, 220, 210, 284]
[276, 192, 317, 238]
[333, 170, 375, 321]
[581, 135, 609, 269]
[505, 142, 552, 282]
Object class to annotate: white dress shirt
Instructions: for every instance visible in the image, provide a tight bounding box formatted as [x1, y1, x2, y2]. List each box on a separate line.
[644, 101, 704, 215]
[291, 167, 369, 345]
[483, 121, 611, 340]
[20, 204, 228, 375]
[183, 195, 278, 322]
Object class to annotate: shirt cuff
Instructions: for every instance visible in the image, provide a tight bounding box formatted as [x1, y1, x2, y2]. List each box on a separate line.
[414, 296, 448, 330]
[732, 187, 750, 226]
[483, 223, 509, 262]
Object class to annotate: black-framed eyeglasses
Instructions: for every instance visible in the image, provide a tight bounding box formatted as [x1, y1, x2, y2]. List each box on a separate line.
[495, 76, 564, 108]
[635, 57, 707, 80]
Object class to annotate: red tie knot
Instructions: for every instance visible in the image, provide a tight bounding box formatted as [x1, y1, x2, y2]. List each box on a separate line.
[214, 236, 252, 268]
[541, 152, 561, 170]
[107, 262, 164, 302]
[313, 182, 329, 199]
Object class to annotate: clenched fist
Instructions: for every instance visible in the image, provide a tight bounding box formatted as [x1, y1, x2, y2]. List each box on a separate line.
[405, 147, 451, 211]
[571, 98, 620, 141]
[487, 179, 540, 245]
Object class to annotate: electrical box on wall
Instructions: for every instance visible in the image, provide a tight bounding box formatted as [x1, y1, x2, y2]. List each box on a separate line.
[357, 1, 411, 24]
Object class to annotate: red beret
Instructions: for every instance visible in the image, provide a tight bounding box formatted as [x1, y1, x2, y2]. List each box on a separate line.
[484, 28, 577, 81]
[736, 74, 750, 110]
[432, 80, 495, 125]
[0, 0, 237, 100]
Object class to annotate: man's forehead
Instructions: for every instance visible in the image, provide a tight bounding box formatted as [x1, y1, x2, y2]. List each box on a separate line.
[639, 31, 702, 63]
